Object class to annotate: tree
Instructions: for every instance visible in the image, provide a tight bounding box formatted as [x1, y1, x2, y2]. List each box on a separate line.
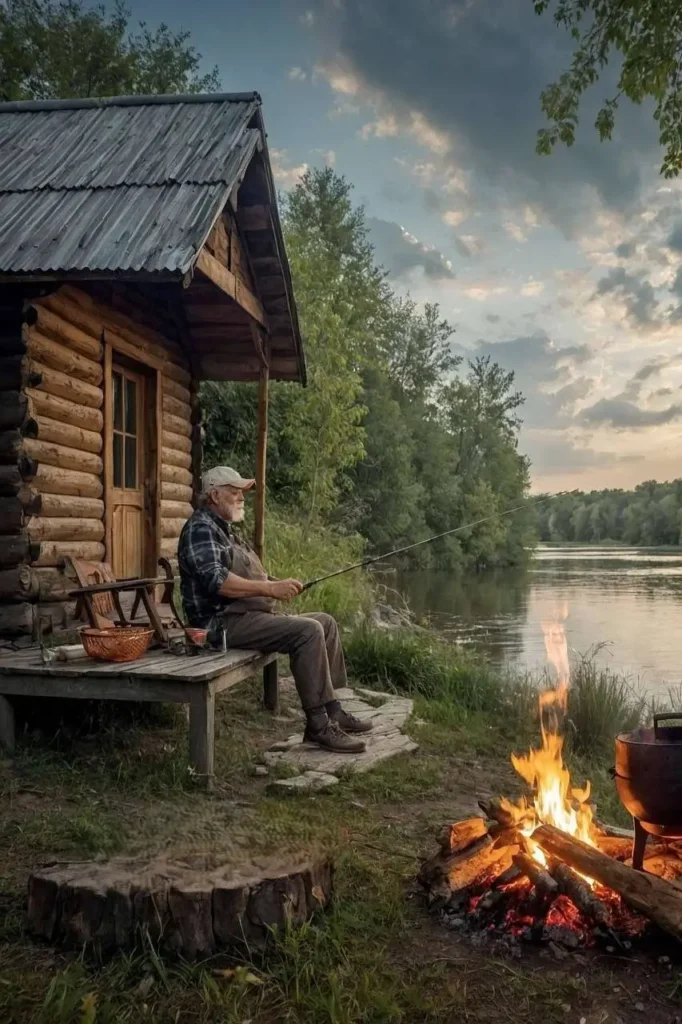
[535, 0, 682, 176]
[0, 0, 220, 101]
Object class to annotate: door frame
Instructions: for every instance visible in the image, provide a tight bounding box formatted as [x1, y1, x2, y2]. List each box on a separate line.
[103, 331, 162, 578]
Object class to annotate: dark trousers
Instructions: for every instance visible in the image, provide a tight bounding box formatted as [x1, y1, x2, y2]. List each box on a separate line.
[222, 611, 347, 710]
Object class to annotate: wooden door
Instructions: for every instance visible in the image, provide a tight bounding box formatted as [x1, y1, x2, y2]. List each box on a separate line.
[111, 364, 145, 579]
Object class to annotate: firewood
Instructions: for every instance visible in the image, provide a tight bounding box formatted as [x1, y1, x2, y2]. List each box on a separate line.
[534, 823, 682, 942]
[437, 818, 488, 855]
[551, 862, 610, 927]
[513, 852, 559, 897]
[478, 798, 516, 826]
[594, 820, 635, 840]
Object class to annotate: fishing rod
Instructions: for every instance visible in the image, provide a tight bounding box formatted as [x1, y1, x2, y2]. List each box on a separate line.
[300, 491, 569, 592]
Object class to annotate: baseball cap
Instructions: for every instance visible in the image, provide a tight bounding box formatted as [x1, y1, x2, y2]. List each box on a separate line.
[202, 466, 256, 492]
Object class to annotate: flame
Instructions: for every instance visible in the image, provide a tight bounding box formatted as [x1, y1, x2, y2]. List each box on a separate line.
[507, 606, 595, 869]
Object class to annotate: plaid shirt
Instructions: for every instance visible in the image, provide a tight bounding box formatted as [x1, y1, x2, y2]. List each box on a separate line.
[178, 507, 272, 628]
[178, 507, 233, 628]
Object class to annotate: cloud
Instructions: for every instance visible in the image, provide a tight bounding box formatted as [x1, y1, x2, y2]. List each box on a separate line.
[504, 220, 527, 244]
[595, 267, 659, 327]
[366, 216, 454, 280]
[615, 241, 636, 258]
[552, 377, 593, 407]
[668, 223, 682, 252]
[486, 313, 501, 324]
[521, 279, 545, 297]
[304, 0, 658, 232]
[311, 148, 336, 166]
[360, 115, 399, 139]
[443, 209, 467, 227]
[462, 282, 509, 300]
[580, 398, 682, 429]
[270, 149, 308, 188]
[288, 66, 307, 82]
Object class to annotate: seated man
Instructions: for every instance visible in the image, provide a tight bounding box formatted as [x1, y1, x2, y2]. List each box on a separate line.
[178, 466, 373, 754]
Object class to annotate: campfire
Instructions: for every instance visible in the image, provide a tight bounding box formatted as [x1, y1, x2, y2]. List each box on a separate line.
[419, 610, 682, 951]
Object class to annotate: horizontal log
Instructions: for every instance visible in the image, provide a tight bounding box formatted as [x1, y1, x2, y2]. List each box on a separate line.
[160, 517, 186, 539]
[30, 360, 103, 409]
[0, 391, 27, 430]
[161, 464, 192, 487]
[159, 537, 179, 559]
[160, 500, 193, 519]
[0, 430, 22, 463]
[28, 331, 103, 386]
[162, 376, 191, 405]
[0, 496, 27, 534]
[512, 852, 558, 897]
[24, 438, 103, 476]
[163, 413, 191, 439]
[0, 565, 72, 602]
[162, 429, 192, 454]
[33, 463, 102, 499]
[35, 494, 104, 519]
[29, 415, 102, 455]
[25, 388, 103, 433]
[33, 304, 102, 362]
[438, 818, 489, 856]
[0, 464, 23, 496]
[27, 517, 105, 543]
[534, 823, 682, 942]
[0, 535, 36, 569]
[161, 481, 193, 503]
[0, 601, 33, 636]
[31, 541, 105, 567]
[162, 447, 191, 471]
[57, 285, 185, 365]
[161, 359, 191, 389]
[0, 355, 42, 392]
[162, 392, 191, 420]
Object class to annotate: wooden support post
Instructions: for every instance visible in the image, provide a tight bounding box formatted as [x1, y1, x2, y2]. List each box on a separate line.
[254, 357, 269, 563]
[188, 687, 215, 789]
[0, 695, 15, 754]
[263, 658, 279, 712]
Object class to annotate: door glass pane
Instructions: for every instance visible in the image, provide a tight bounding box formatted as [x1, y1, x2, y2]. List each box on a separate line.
[124, 435, 137, 489]
[113, 433, 123, 487]
[125, 378, 137, 435]
[113, 373, 123, 431]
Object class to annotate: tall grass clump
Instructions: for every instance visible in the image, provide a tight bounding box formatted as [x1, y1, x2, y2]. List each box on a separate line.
[565, 650, 646, 759]
[344, 627, 505, 713]
[264, 509, 372, 624]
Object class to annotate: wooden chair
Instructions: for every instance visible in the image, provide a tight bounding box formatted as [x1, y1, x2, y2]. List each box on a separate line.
[66, 557, 181, 630]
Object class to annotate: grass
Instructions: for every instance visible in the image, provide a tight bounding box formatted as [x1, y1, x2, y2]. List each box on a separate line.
[0, 625, 680, 1022]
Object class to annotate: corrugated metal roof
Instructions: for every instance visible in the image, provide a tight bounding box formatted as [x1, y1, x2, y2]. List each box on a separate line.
[0, 95, 261, 274]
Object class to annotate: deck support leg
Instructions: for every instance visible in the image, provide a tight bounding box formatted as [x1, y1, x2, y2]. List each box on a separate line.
[263, 659, 279, 712]
[188, 686, 214, 789]
[0, 695, 15, 755]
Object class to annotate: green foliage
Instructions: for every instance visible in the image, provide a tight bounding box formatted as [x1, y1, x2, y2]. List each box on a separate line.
[204, 168, 531, 572]
[535, 0, 682, 176]
[534, 480, 682, 544]
[0, 0, 220, 101]
[565, 649, 646, 758]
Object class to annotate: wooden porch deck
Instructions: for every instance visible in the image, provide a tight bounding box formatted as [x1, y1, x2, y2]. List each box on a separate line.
[0, 646, 279, 786]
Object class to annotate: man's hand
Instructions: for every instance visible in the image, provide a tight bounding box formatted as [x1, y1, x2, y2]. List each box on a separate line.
[268, 578, 304, 601]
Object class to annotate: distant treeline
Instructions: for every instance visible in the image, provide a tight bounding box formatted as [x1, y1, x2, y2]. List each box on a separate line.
[534, 481, 682, 546]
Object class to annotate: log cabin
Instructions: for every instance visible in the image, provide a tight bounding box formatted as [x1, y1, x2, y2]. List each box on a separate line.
[0, 92, 305, 640]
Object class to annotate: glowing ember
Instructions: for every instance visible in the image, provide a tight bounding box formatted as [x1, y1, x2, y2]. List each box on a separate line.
[503, 606, 596, 871]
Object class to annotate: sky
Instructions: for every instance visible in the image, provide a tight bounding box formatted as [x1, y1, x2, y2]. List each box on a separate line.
[134, 0, 682, 493]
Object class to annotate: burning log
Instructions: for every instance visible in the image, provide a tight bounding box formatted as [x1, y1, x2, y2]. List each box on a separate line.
[534, 824, 682, 942]
[551, 862, 609, 928]
[512, 852, 558, 897]
[437, 817, 487, 855]
[419, 830, 519, 894]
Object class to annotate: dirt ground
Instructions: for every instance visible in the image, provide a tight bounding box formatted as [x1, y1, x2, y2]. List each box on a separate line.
[1, 673, 681, 1023]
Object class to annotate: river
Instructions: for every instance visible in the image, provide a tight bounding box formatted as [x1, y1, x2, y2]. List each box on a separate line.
[381, 546, 682, 699]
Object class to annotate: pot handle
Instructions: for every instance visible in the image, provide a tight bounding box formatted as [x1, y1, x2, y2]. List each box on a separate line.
[653, 712, 682, 739]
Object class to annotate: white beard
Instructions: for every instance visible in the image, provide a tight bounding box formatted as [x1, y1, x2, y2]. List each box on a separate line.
[231, 507, 245, 523]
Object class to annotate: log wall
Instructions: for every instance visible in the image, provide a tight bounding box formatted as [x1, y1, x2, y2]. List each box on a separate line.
[0, 283, 200, 639]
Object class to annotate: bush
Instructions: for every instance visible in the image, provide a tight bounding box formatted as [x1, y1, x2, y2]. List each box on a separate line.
[565, 650, 646, 759]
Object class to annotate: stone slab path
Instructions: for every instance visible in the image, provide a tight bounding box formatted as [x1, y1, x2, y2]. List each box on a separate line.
[263, 686, 418, 793]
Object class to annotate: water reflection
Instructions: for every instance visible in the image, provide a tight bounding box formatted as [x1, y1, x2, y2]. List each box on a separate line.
[380, 546, 682, 698]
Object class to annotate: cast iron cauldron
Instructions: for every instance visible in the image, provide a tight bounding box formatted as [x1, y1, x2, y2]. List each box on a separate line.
[613, 713, 682, 868]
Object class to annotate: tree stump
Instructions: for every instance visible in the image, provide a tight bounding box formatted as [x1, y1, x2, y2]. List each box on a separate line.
[27, 851, 333, 958]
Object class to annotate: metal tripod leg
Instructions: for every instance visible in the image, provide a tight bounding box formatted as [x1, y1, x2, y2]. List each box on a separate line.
[632, 818, 648, 870]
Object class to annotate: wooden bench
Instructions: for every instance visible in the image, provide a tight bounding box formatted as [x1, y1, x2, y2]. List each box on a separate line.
[0, 646, 279, 787]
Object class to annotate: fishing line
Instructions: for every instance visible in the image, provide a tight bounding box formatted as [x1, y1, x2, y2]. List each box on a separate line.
[300, 491, 568, 592]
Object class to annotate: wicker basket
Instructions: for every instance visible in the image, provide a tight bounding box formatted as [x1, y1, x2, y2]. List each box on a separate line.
[79, 626, 154, 663]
